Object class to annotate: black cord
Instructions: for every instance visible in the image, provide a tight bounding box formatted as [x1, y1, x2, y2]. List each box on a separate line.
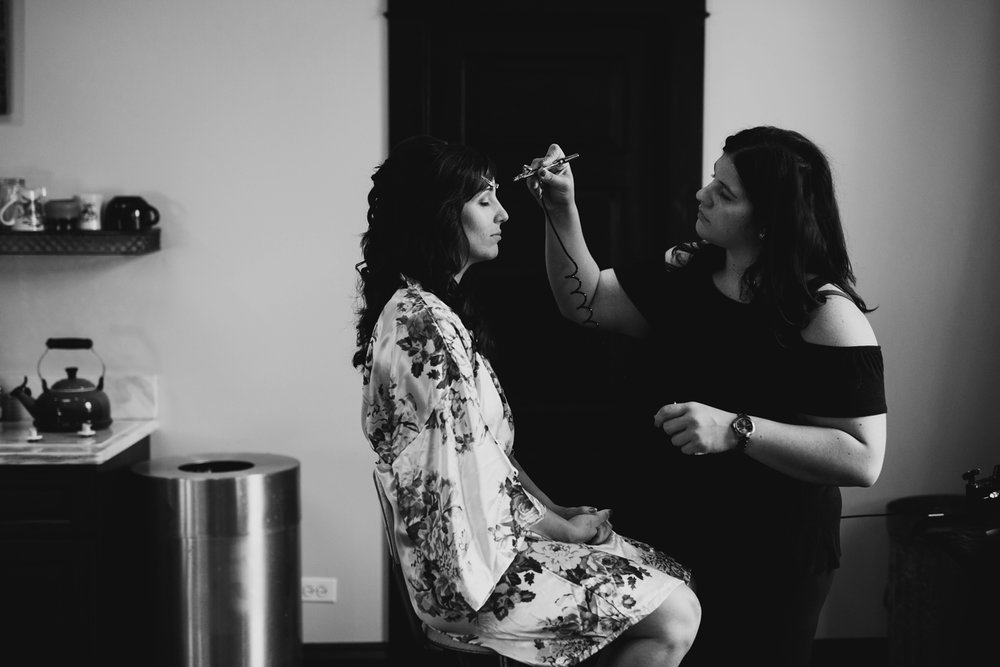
[540, 196, 598, 327]
[841, 511, 959, 519]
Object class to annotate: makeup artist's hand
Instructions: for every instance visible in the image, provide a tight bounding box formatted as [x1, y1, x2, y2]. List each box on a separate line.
[525, 143, 575, 207]
[653, 401, 738, 455]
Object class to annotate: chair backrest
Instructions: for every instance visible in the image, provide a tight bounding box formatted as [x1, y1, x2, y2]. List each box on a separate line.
[372, 471, 510, 665]
[373, 471, 425, 642]
[373, 472, 399, 564]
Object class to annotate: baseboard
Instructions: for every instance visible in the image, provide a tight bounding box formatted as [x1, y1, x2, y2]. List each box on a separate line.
[301, 637, 885, 667]
[811, 637, 887, 667]
[303, 642, 389, 666]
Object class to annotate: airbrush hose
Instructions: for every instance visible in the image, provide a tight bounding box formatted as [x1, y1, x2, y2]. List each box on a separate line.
[515, 154, 598, 328]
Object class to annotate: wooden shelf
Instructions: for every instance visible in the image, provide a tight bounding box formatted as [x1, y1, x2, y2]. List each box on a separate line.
[0, 228, 160, 255]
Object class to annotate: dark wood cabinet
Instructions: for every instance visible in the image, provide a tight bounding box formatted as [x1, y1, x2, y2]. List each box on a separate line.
[385, 0, 705, 518]
[0, 437, 151, 666]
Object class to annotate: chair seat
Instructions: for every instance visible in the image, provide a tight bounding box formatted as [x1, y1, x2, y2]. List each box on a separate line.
[424, 624, 499, 655]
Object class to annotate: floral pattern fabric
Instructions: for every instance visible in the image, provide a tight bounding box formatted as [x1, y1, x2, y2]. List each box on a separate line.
[362, 279, 690, 666]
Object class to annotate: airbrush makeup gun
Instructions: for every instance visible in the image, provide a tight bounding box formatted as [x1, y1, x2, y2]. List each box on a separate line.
[513, 153, 580, 182]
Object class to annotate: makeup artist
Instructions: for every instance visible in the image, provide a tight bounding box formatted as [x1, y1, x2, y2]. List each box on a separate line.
[522, 126, 887, 667]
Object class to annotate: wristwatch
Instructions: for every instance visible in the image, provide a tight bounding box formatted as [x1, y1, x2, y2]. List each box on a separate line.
[731, 413, 756, 451]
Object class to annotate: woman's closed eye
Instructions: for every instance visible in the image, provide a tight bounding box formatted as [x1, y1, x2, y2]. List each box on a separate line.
[709, 177, 735, 201]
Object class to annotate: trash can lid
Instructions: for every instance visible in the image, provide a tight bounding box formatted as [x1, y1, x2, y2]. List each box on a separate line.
[886, 494, 966, 541]
[132, 452, 300, 537]
[132, 452, 299, 480]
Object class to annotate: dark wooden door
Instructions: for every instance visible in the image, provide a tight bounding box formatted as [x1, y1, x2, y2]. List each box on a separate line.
[385, 3, 704, 649]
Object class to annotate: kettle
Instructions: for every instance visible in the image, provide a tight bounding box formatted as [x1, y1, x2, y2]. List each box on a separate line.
[10, 338, 113, 432]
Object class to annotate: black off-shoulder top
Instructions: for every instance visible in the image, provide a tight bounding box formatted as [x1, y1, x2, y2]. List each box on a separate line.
[610, 255, 887, 576]
[615, 255, 886, 420]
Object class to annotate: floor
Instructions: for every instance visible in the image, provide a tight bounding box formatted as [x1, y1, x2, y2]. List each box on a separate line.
[302, 638, 889, 666]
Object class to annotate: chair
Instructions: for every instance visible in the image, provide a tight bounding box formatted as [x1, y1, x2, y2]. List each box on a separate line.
[374, 471, 510, 666]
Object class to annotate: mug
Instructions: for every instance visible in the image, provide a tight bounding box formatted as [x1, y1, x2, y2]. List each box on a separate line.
[104, 196, 160, 231]
[44, 198, 83, 232]
[77, 194, 104, 231]
[0, 177, 26, 229]
[3, 187, 47, 232]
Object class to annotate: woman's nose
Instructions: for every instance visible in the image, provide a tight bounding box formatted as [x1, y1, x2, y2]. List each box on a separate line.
[695, 185, 710, 205]
[497, 204, 509, 224]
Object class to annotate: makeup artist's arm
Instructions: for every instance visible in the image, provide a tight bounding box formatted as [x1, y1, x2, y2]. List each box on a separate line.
[527, 144, 650, 338]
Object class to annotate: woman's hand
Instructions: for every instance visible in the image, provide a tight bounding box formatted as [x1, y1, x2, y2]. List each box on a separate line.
[653, 401, 737, 455]
[524, 143, 575, 207]
[554, 505, 600, 520]
[567, 509, 613, 544]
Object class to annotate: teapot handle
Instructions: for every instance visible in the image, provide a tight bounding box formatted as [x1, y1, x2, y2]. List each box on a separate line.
[38, 339, 106, 391]
[46, 338, 93, 350]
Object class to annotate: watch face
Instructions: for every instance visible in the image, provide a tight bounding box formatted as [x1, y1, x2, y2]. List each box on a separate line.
[733, 415, 754, 436]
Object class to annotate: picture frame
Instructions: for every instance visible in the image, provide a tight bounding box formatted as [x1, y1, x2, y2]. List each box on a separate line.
[0, 0, 8, 115]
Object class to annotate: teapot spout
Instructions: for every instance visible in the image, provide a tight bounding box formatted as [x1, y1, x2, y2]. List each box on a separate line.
[10, 376, 38, 416]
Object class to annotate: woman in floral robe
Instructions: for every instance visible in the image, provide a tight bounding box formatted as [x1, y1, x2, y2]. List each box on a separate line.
[355, 137, 700, 666]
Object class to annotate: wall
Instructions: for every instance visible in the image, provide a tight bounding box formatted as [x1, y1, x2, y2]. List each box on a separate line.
[0, 0, 387, 643]
[1, 0, 997, 645]
[704, 0, 1000, 637]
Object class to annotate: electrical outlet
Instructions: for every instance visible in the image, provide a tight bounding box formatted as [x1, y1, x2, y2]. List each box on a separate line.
[301, 577, 337, 603]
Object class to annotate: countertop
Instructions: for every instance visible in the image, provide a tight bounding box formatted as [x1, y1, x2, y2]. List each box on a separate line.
[0, 419, 158, 465]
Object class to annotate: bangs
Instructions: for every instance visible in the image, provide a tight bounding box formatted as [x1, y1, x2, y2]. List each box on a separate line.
[453, 149, 498, 201]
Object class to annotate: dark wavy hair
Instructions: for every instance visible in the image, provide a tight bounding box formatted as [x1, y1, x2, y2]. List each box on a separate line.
[352, 136, 497, 368]
[681, 126, 872, 334]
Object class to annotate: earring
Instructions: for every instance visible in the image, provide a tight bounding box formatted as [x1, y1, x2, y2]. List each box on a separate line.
[758, 230, 766, 240]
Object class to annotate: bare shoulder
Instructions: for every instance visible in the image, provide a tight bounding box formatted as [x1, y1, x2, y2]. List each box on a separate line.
[801, 284, 878, 347]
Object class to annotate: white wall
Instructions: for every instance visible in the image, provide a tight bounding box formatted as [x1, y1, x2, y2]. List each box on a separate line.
[704, 0, 1000, 637]
[2, 0, 997, 645]
[0, 0, 387, 643]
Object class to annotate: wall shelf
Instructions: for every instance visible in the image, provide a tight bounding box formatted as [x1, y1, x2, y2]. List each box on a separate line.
[0, 228, 160, 255]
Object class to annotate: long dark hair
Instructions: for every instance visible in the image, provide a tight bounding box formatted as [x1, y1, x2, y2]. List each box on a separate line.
[352, 136, 497, 368]
[683, 126, 872, 333]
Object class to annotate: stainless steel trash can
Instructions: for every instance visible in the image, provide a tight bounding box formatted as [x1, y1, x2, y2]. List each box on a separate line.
[883, 493, 1000, 667]
[133, 453, 302, 667]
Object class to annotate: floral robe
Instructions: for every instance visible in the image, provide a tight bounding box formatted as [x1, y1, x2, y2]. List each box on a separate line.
[362, 279, 690, 666]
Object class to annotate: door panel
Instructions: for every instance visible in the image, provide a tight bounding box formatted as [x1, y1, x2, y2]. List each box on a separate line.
[386, 0, 705, 543]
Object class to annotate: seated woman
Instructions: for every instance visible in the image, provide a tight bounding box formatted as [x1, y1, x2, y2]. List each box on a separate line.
[353, 136, 701, 667]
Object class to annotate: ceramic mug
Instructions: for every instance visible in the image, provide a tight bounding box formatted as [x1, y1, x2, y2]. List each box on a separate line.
[44, 198, 83, 232]
[0, 177, 26, 228]
[104, 196, 160, 231]
[77, 194, 104, 231]
[3, 187, 47, 232]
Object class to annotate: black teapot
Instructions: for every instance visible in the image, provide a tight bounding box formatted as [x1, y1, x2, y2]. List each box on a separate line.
[10, 338, 113, 433]
[104, 196, 160, 231]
